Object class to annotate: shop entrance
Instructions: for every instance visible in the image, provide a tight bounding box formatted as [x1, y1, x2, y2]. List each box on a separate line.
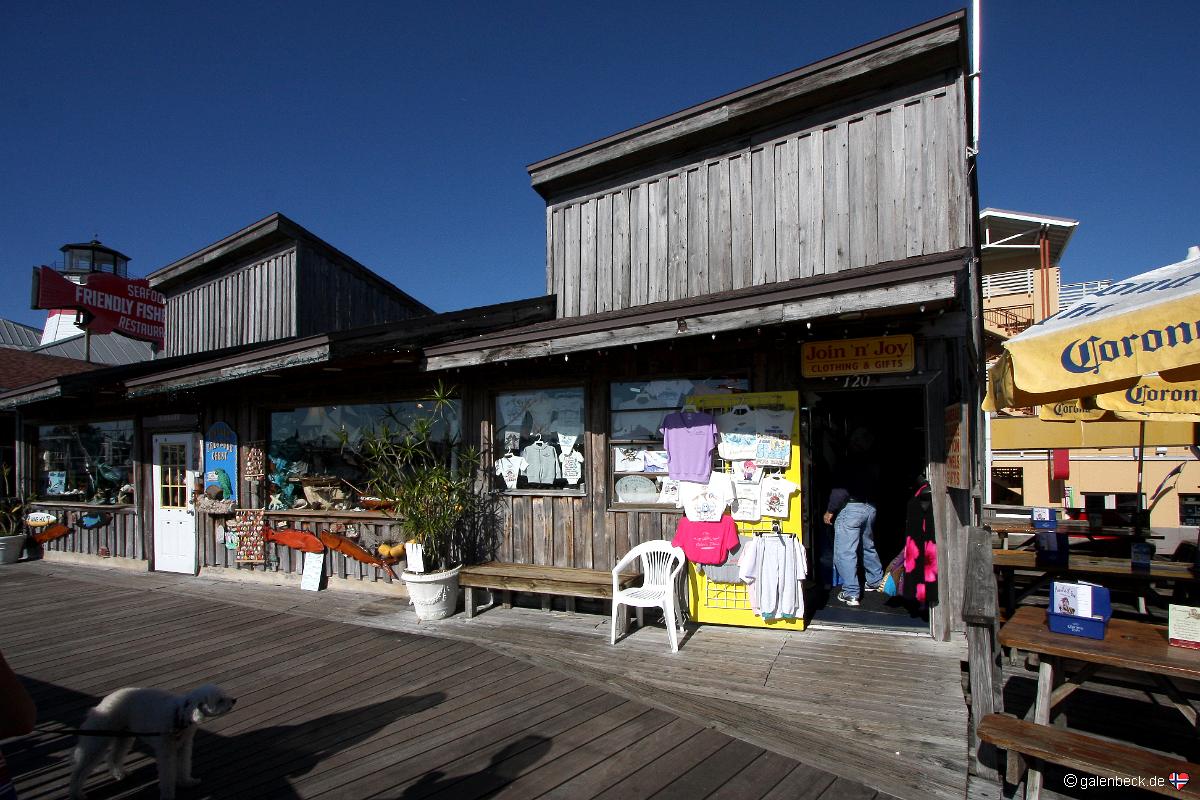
[806, 386, 927, 630]
[152, 433, 196, 574]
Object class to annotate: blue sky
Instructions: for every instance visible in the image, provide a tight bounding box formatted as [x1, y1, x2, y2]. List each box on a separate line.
[2, 1, 1196, 328]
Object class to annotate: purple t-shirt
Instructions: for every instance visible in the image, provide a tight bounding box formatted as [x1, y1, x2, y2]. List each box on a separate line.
[660, 411, 717, 482]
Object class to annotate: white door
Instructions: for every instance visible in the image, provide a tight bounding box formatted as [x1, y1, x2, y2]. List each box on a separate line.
[153, 433, 196, 574]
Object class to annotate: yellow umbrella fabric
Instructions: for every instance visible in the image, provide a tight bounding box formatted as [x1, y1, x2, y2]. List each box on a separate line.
[984, 250, 1200, 411]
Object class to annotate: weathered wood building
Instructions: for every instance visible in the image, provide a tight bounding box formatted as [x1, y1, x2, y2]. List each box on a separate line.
[3, 12, 981, 640]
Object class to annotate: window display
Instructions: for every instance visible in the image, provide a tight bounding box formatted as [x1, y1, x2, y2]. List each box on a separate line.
[37, 420, 135, 503]
[608, 377, 747, 507]
[268, 400, 461, 509]
[494, 387, 585, 493]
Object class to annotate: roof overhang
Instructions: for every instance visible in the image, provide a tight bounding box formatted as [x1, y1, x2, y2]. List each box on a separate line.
[980, 208, 1079, 266]
[424, 249, 969, 371]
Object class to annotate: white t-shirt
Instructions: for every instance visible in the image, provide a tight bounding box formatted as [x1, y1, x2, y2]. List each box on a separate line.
[494, 455, 528, 489]
[716, 407, 759, 460]
[731, 481, 763, 522]
[656, 477, 682, 505]
[732, 459, 763, 483]
[614, 447, 645, 472]
[682, 472, 735, 522]
[559, 449, 585, 485]
[756, 409, 794, 467]
[760, 475, 799, 518]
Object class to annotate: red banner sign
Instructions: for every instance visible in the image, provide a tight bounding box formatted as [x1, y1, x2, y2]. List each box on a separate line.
[33, 266, 165, 348]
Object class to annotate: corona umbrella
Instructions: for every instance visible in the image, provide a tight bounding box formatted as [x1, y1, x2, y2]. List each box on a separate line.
[984, 247, 1200, 412]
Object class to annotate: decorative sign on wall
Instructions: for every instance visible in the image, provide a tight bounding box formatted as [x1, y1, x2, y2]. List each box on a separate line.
[31, 266, 166, 348]
[800, 335, 915, 378]
[204, 422, 238, 503]
[243, 440, 266, 479]
[944, 403, 969, 491]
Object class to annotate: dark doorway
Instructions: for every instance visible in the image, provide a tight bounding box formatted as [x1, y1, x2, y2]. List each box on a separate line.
[806, 386, 928, 630]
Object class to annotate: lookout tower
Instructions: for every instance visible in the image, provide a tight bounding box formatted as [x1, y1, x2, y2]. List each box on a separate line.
[40, 239, 131, 345]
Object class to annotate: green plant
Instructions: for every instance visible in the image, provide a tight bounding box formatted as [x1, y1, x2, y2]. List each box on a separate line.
[346, 383, 485, 573]
[0, 464, 26, 535]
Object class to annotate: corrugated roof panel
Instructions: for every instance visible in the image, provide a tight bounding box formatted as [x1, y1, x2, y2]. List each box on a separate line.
[30, 333, 156, 365]
[0, 318, 43, 350]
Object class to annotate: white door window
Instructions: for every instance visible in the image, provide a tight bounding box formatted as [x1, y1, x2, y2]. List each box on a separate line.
[153, 434, 196, 574]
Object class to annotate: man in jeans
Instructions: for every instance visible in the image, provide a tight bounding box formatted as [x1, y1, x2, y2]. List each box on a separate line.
[822, 427, 883, 606]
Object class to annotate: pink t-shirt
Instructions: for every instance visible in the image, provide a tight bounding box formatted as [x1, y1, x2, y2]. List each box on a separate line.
[660, 410, 717, 482]
[672, 514, 739, 565]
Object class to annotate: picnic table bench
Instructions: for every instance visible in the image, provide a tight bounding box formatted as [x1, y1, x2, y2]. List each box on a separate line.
[978, 713, 1200, 798]
[458, 562, 639, 619]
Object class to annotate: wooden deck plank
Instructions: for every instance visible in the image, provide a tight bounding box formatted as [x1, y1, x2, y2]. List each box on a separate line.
[2, 562, 945, 800]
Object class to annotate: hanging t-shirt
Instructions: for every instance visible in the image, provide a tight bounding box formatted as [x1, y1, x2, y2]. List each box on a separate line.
[656, 477, 682, 505]
[716, 406, 759, 460]
[521, 441, 560, 485]
[732, 459, 763, 484]
[731, 481, 763, 522]
[672, 514, 739, 565]
[494, 454, 528, 489]
[559, 449, 584, 485]
[660, 410, 717, 482]
[756, 409, 794, 467]
[760, 475, 800, 518]
[681, 472, 734, 522]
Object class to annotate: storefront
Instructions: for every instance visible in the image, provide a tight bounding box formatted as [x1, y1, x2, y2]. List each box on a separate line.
[3, 12, 981, 641]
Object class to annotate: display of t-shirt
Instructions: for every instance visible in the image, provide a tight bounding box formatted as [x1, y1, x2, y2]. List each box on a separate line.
[494, 454, 528, 490]
[642, 450, 669, 473]
[520, 441, 560, 485]
[681, 471, 734, 522]
[656, 477, 682, 505]
[755, 409, 794, 467]
[559, 449, 584, 485]
[660, 410, 717, 482]
[671, 514, 739, 565]
[732, 459, 763, 483]
[731, 480, 763, 522]
[614, 447, 645, 472]
[760, 475, 799, 518]
[716, 406, 759, 460]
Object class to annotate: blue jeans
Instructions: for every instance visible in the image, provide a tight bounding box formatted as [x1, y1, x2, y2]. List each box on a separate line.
[833, 502, 882, 598]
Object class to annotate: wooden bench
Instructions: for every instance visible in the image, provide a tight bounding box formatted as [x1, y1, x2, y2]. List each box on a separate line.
[977, 713, 1200, 798]
[458, 562, 639, 619]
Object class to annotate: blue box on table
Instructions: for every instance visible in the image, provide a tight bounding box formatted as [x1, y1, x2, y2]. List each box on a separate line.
[1047, 581, 1111, 640]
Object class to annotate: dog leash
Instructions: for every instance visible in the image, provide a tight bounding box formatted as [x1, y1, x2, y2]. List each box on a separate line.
[31, 725, 183, 738]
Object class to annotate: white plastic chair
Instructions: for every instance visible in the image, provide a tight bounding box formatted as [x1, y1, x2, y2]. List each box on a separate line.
[610, 541, 687, 653]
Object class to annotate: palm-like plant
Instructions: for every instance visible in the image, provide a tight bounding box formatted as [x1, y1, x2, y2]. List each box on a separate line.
[348, 383, 482, 573]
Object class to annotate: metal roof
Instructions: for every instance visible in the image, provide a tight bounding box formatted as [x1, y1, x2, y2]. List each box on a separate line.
[30, 333, 156, 365]
[0, 318, 43, 350]
[979, 208, 1079, 266]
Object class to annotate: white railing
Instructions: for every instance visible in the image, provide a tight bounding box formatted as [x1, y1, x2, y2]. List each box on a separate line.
[982, 269, 1034, 298]
[1059, 279, 1112, 310]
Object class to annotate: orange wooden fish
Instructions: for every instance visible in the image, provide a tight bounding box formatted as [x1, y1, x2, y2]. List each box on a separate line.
[318, 529, 398, 581]
[263, 527, 323, 553]
[33, 523, 71, 544]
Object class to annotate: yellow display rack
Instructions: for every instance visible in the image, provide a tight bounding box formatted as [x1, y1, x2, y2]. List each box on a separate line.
[683, 391, 805, 630]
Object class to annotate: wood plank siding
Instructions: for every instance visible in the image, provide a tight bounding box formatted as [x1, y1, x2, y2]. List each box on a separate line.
[164, 245, 298, 357]
[295, 242, 425, 338]
[545, 78, 968, 317]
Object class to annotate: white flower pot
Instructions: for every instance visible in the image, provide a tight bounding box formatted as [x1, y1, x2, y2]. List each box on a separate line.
[403, 565, 461, 620]
[0, 534, 27, 565]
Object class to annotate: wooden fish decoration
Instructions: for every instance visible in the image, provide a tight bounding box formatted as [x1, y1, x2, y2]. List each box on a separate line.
[318, 529, 398, 581]
[33, 523, 72, 544]
[262, 526, 324, 553]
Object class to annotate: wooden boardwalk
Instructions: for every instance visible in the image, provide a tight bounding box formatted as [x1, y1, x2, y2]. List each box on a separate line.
[1, 562, 967, 799]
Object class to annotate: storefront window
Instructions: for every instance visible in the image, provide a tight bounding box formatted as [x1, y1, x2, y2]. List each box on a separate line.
[37, 420, 135, 503]
[268, 401, 461, 507]
[609, 377, 747, 506]
[494, 387, 585, 493]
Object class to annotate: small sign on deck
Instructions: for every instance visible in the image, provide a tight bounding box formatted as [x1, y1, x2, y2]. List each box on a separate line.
[300, 551, 325, 591]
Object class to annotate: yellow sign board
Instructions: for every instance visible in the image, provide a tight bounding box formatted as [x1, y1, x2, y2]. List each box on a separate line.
[801, 335, 915, 378]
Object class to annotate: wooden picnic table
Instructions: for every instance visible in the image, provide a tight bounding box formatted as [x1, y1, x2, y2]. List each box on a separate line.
[992, 549, 1197, 618]
[987, 519, 1143, 549]
[994, 606, 1200, 798]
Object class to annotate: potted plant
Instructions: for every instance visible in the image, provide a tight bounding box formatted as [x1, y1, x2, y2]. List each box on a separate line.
[0, 466, 28, 564]
[349, 383, 490, 620]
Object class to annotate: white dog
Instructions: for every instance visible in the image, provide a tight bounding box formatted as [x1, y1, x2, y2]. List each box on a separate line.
[68, 683, 236, 800]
